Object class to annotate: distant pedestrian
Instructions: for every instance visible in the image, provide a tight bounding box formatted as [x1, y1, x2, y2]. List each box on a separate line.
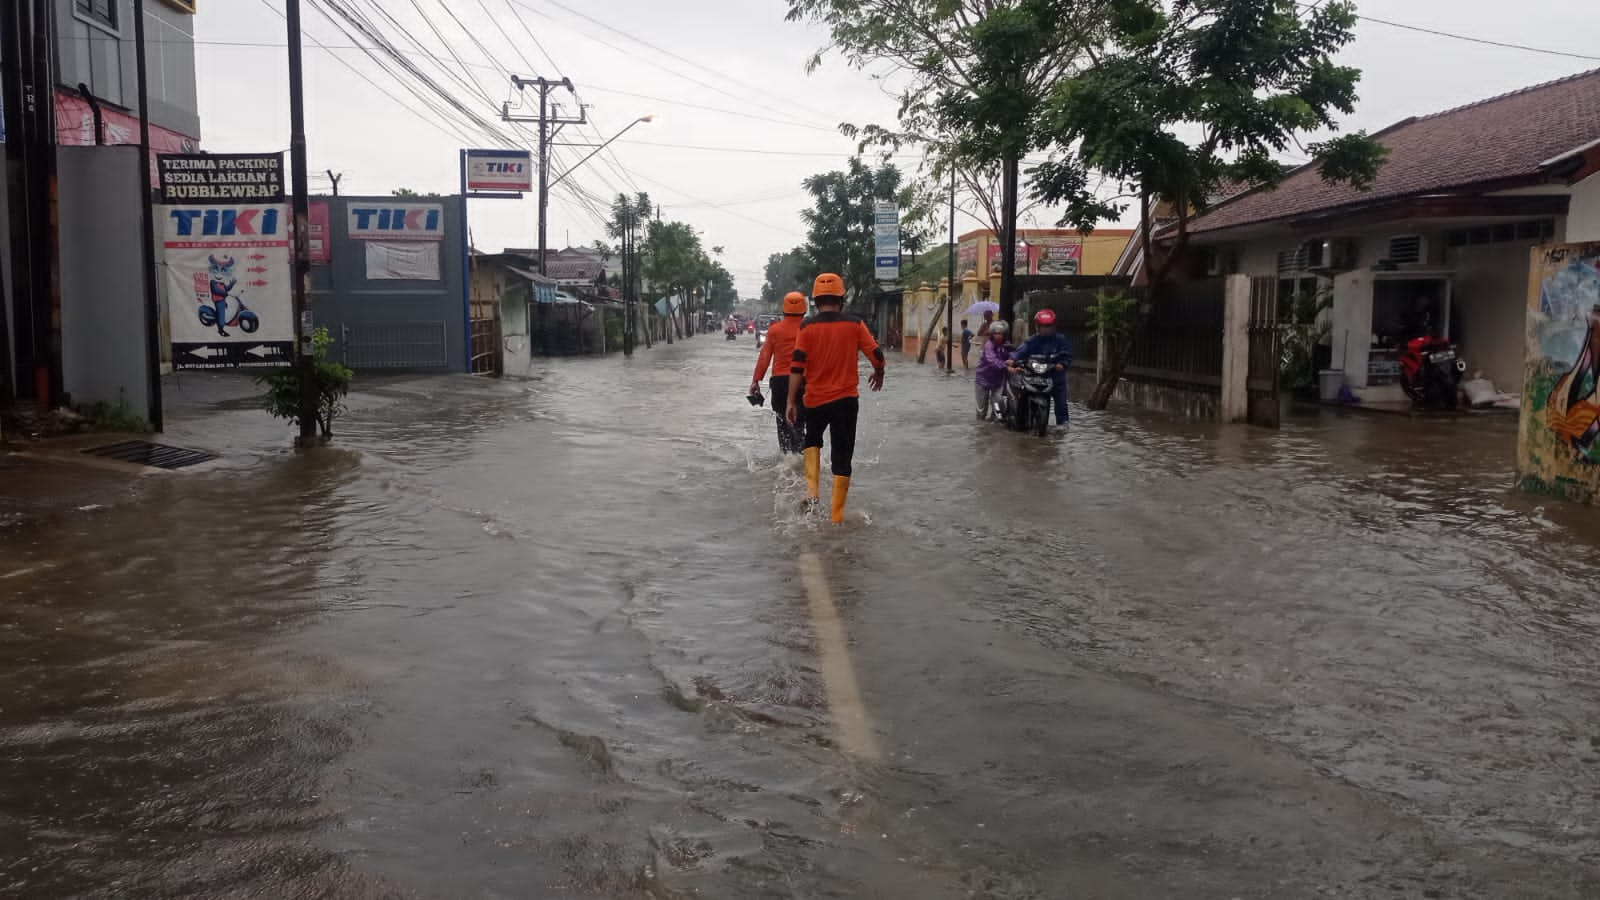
[787, 273, 886, 523]
[960, 319, 974, 369]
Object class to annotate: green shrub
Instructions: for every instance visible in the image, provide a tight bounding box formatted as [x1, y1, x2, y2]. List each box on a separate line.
[254, 327, 353, 441]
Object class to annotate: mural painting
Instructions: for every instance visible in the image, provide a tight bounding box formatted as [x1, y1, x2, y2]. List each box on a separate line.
[1518, 242, 1600, 500]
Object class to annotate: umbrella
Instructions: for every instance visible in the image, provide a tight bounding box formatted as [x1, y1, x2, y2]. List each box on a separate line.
[965, 300, 1000, 317]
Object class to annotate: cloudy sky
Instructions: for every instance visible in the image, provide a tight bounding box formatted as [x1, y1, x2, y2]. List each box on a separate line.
[193, 1, 1598, 296]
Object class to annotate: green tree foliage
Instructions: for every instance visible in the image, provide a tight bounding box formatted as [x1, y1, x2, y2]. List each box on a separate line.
[1032, 0, 1384, 267]
[255, 327, 352, 441]
[761, 247, 814, 304]
[785, 0, 1096, 235]
[799, 157, 933, 305]
[1028, 0, 1386, 409]
[392, 187, 442, 198]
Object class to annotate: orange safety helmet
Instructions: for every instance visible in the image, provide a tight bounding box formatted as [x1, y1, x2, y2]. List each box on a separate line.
[782, 291, 807, 316]
[812, 272, 846, 300]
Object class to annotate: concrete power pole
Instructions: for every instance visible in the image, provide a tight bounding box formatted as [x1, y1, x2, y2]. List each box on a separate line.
[503, 77, 585, 276]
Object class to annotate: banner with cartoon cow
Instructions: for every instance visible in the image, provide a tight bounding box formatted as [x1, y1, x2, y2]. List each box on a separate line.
[161, 204, 294, 368]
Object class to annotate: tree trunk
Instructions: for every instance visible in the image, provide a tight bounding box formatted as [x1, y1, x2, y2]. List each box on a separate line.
[997, 153, 1020, 325]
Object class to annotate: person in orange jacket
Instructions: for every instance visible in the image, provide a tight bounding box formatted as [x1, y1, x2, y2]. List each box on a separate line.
[750, 291, 808, 453]
[785, 273, 886, 523]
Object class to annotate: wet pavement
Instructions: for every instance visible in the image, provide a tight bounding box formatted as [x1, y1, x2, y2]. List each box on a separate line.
[3, 340, 1599, 898]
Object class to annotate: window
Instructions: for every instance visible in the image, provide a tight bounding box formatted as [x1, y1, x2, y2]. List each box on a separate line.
[74, 0, 117, 28]
[1445, 218, 1555, 248]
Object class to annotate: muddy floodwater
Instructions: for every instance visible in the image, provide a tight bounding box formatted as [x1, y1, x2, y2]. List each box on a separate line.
[3, 340, 1599, 898]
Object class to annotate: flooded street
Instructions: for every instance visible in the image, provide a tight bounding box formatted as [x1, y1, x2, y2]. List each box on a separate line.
[4, 339, 1600, 898]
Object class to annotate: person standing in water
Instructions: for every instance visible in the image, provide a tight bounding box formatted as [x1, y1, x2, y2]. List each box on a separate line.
[749, 291, 808, 453]
[786, 273, 886, 523]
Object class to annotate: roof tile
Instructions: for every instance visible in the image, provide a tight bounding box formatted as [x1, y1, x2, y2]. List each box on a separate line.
[1192, 67, 1600, 234]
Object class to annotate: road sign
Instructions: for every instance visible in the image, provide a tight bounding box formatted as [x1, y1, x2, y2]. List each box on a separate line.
[873, 201, 900, 282]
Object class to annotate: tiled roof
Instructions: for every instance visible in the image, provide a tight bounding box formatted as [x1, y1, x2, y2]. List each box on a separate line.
[1191, 67, 1600, 234]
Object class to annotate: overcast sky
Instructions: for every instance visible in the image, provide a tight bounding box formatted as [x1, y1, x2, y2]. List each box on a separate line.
[193, 0, 1598, 296]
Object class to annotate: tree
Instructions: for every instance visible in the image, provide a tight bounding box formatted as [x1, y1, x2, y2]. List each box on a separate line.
[1031, 0, 1386, 409]
[786, 0, 1103, 319]
[392, 187, 442, 198]
[761, 247, 813, 305]
[609, 193, 653, 352]
[799, 157, 932, 306]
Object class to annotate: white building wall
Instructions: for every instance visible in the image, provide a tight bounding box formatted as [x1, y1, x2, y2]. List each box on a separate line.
[1567, 173, 1600, 242]
[1445, 239, 1541, 390]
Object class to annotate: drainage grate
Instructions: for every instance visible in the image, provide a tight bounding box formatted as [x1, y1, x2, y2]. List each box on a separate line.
[81, 440, 217, 470]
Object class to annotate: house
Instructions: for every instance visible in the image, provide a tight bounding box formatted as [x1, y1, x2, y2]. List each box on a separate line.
[1179, 67, 1600, 401]
[502, 246, 609, 290]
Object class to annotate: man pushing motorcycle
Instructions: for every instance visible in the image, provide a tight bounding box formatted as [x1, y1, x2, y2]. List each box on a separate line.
[1008, 309, 1072, 427]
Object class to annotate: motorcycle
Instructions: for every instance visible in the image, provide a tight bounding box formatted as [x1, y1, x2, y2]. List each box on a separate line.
[725, 327, 738, 341]
[197, 292, 260, 336]
[1000, 352, 1067, 437]
[1399, 336, 1465, 409]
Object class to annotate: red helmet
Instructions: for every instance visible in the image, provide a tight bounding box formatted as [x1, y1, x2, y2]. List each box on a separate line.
[1034, 309, 1057, 325]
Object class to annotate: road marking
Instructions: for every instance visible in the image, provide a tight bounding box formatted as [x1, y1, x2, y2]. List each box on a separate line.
[1, 564, 52, 580]
[798, 551, 882, 762]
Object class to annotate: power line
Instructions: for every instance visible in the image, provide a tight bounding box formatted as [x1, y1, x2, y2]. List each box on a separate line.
[612, 138, 923, 159]
[521, 0, 843, 125]
[506, 0, 836, 133]
[1293, 3, 1600, 63]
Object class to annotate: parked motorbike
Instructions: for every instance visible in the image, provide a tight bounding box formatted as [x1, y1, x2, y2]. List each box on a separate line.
[198, 293, 260, 337]
[1000, 352, 1067, 437]
[1399, 336, 1465, 409]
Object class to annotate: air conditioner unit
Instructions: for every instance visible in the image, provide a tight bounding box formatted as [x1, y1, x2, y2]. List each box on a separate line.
[1276, 246, 1308, 274]
[1387, 234, 1428, 266]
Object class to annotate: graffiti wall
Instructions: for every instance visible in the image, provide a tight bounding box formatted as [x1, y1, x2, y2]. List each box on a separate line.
[1518, 242, 1600, 501]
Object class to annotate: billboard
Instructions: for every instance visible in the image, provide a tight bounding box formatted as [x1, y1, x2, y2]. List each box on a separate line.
[465, 149, 534, 192]
[1030, 238, 1083, 275]
[347, 204, 445, 240]
[308, 201, 331, 264]
[162, 205, 294, 368]
[157, 153, 285, 204]
[874, 201, 900, 282]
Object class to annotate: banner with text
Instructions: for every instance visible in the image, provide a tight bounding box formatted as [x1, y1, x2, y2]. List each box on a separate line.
[365, 241, 442, 280]
[348, 203, 445, 241]
[158, 153, 285, 204]
[466, 149, 534, 192]
[162, 204, 294, 368]
[874, 201, 900, 283]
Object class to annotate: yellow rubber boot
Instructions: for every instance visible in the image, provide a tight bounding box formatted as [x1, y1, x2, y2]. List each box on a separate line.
[830, 475, 851, 524]
[803, 447, 821, 501]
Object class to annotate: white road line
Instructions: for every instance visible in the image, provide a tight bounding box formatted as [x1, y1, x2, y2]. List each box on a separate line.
[798, 551, 883, 762]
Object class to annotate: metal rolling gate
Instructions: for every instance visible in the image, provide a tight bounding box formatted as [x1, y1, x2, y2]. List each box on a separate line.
[1246, 275, 1281, 428]
[340, 322, 450, 369]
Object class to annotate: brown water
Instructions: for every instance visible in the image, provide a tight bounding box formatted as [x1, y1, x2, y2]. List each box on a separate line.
[2, 341, 1598, 898]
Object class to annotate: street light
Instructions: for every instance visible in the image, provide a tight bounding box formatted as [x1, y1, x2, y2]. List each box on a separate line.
[549, 116, 654, 187]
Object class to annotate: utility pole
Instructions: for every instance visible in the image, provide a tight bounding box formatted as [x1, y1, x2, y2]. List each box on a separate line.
[947, 165, 956, 373]
[622, 200, 634, 357]
[133, 0, 164, 430]
[286, 0, 316, 447]
[504, 76, 584, 276]
[0, 0, 27, 410]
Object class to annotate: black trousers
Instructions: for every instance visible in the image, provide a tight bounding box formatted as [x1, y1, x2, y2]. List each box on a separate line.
[769, 376, 804, 453]
[803, 397, 860, 477]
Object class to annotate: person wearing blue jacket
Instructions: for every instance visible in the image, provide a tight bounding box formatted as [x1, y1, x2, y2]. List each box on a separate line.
[1008, 308, 1072, 425]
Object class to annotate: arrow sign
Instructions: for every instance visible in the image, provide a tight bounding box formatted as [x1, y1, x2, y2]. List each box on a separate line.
[248, 253, 267, 260]
[245, 345, 283, 358]
[186, 346, 225, 359]
[247, 280, 269, 287]
[247, 266, 268, 273]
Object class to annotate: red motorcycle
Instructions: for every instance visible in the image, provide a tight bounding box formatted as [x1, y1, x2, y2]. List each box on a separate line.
[1399, 336, 1466, 409]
